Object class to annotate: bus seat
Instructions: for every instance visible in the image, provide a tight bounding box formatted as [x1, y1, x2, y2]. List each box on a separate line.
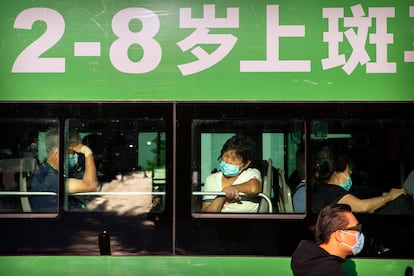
[0, 158, 36, 212]
[258, 159, 273, 213]
[403, 170, 414, 201]
[19, 158, 36, 212]
[276, 168, 294, 213]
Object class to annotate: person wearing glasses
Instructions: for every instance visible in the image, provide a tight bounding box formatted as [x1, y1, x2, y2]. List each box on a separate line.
[311, 154, 409, 214]
[291, 204, 364, 275]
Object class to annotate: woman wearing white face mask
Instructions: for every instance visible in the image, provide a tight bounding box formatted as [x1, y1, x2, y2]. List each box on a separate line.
[201, 135, 262, 213]
[311, 154, 408, 214]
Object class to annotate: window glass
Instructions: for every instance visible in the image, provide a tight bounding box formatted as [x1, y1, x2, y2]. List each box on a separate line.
[0, 119, 59, 217]
[191, 119, 304, 216]
[310, 119, 414, 215]
[65, 119, 166, 214]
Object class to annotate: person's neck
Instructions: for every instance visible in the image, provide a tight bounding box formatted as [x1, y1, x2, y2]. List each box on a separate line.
[326, 177, 340, 186]
[319, 243, 347, 259]
[46, 159, 58, 171]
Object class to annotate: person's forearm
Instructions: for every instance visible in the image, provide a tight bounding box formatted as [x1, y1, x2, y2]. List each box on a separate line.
[201, 197, 226, 212]
[82, 153, 98, 191]
[361, 195, 392, 213]
[234, 180, 261, 196]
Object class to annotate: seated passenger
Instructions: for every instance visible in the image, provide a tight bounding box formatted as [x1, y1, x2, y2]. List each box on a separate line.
[311, 154, 412, 214]
[201, 135, 262, 213]
[288, 146, 306, 213]
[293, 181, 306, 213]
[403, 170, 414, 202]
[31, 129, 98, 212]
[31, 129, 59, 212]
[66, 130, 98, 193]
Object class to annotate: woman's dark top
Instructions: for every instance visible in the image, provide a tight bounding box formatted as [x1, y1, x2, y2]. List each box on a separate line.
[311, 184, 348, 213]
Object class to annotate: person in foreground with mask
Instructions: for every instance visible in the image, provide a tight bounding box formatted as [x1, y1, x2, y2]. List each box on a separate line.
[201, 135, 262, 213]
[311, 154, 406, 214]
[291, 204, 364, 276]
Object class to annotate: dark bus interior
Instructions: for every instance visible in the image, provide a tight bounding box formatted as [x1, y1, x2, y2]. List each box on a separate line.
[0, 102, 413, 258]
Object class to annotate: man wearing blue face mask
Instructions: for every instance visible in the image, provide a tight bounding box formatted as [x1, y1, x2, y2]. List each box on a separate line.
[66, 130, 98, 194]
[201, 135, 262, 213]
[291, 204, 363, 276]
[311, 154, 408, 214]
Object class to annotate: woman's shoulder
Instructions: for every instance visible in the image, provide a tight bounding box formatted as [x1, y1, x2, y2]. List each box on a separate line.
[311, 184, 349, 214]
[205, 171, 222, 181]
[240, 168, 262, 182]
[246, 167, 261, 173]
[317, 183, 345, 192]
[243, 167, 261, 177]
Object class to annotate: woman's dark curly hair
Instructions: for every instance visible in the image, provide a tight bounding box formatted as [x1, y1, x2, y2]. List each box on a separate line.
[219, 135, 255, 163]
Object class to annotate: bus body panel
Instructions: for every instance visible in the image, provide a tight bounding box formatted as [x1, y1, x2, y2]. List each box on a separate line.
[0, 0, 413, 101]
[0, 256, 413, 275]
[1, 0, 414, 273]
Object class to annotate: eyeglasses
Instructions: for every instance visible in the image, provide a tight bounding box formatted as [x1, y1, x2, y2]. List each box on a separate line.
[341, 224, 362, 232]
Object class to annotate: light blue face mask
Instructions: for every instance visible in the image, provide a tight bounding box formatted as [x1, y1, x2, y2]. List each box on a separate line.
[341, 231, 365, 255]
[219, 161, 241, 177]
[68, 153, 78, 169]
[340, 174, 353, 191]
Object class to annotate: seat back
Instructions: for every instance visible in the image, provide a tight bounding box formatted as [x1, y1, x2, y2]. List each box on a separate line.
[19, 158, 36, 212]
[403, 170, 414, 202]
[258, 159, 273, 213]
[276, 168, 294, 213]
[0, 158, 36, 212]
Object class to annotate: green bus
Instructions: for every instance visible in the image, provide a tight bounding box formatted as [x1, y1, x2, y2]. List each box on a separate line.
[0, 1, 413, 275]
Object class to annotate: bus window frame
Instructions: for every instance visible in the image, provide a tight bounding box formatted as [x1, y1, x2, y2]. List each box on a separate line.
[0, 118, 60, 218]
[189, 118, 307, 219]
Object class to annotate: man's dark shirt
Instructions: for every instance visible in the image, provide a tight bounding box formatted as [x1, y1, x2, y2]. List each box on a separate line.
[291, 240, 346, 276]
[30, 163, 58, 212]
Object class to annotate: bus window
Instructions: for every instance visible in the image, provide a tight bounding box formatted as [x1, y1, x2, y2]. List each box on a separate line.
[310, 119, 414, 215]
[191, 119, 305, 217]
[65, 119, 166, 214]
[0, 119, 59, 217]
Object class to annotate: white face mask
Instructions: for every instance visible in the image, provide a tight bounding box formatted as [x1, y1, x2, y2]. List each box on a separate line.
[340, 231, 365, 255]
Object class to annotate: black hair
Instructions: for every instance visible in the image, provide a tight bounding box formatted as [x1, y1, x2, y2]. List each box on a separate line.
[69, 129, 82, 145]
[315, 203, 352, 244]
[219, 135, 255, 163]
[318, 154, 351, 184]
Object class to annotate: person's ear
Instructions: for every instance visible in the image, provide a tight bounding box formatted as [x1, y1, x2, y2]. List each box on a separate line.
[334, 230, 343, 243]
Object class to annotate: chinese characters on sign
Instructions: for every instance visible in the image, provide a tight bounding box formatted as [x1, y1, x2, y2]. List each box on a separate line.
[181, 4, 414, 75]
[11, 4, 414, 75]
